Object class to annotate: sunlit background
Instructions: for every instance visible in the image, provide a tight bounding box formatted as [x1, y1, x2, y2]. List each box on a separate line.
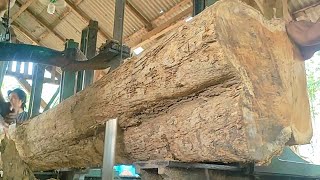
[296, 52, 320, 164]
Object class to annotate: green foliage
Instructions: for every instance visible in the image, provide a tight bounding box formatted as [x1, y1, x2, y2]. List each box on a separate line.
[305, 54, 320, 118]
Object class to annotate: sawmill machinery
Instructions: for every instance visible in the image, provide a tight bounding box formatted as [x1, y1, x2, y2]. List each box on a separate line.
[0, 0, 320, 180]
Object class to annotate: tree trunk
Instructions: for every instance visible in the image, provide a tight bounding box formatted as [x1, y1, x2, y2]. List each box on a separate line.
[4, 0, 312, 171]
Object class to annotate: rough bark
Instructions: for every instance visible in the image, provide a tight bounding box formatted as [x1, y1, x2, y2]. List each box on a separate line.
[0, 136, 35, 180]
[3, 0, 312, 171]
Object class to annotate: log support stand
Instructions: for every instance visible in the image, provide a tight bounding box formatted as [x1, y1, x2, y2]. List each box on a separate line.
[134, 161, 254, 180]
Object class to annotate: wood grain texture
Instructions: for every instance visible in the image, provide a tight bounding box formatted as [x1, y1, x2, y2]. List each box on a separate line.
[4, 0, 311, 171]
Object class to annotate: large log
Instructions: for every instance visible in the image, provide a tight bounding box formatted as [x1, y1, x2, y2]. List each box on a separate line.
[5, 0, 312, 171]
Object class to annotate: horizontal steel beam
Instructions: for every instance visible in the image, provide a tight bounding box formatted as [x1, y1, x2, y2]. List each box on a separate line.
[0, 42, 129, 71]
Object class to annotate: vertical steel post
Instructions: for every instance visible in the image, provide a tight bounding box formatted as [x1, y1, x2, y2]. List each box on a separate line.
[193, 0, 205, 16]
[205, 0, 218, 7]
[101, 1, 125, 178]
[0, 62, 8, 87]
[113, 0, 126, 43]
[102, 118, 118, 180]
[60, 39, 79, 102]
[29, 64, 45, 118]
[78, 20, 98, 92]
[193, 0, 218, 16]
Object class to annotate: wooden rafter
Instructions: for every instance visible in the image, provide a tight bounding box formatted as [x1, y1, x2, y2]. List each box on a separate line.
[74, 0, 84, 6]
[128, 7, 192, 49]
[152, 0, 192, 26]
[292, 1, 320, 15]
[124, 0, 192, 48]
[50, 7, 72, 28]
[10, 0, 36, 22]
[15, 1, 66, 43]
[65, 0, 112, 40]
[126, 1, 153, 30]
[11, 22, 41, 45]
[37, 7, 72, 42]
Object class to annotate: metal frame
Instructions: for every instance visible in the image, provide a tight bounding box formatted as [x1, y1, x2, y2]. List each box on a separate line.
[254, 147, 320, 178]
[102, 118, 118, 180]
[193, 0, 218, 16]
[0, 62, 8, 87]
[28, 63, 45, 118]
[134, 161, 244, 174]
[60, 39, 79, 102]
[77, 20, 98, 92]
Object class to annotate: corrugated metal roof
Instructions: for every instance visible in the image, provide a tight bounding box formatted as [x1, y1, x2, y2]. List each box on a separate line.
[16, 11, 47, 38]
[7, 0, 320, 52]
[289, 0, 319, 22]
[129, 0, 181, 21]
[289, 0, 319, 12]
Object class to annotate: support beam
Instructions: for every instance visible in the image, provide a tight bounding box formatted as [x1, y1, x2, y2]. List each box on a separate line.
[152, 0, 192, 27]
[6, 71, 60, 85]
[10, 0, 36, 22]
[74, 0, 84, 6]
[43, 88, 59, 112]
[2, 0, 312, 172]
[130, 7, 192, 49]
[29, 64, 45, 118]
[292, 2, 320, 15]
[50, 7, 72, 28]
[126, 1, 153, 30]
[11, 23, 39, 45]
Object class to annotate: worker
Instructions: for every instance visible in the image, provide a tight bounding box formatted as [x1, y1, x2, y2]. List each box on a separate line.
[285, 17, 320, 60]
[7, 88, 28, 125]
[280, 0, 320, 60]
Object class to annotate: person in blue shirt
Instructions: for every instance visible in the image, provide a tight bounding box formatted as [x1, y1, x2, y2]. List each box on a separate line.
[7, 88, 28, 125]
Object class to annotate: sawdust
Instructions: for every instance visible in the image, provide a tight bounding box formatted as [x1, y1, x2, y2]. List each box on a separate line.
[0, 136, 35, 180]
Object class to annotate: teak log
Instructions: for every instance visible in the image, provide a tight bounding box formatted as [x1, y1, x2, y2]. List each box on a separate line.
[4, 0, 312, 171]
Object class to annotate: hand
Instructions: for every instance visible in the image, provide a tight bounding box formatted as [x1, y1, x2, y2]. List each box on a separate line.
[4, 112, 18, 125]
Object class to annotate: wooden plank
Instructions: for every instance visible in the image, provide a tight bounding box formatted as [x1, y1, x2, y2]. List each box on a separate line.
[10, 0, 36, 22]
[50, 7, 72, 29]
[124, 0, 192, 48]
[15, 1, 66, 43]
[131, 7, 192, 49]
[292, 1, 320, 15]
[6, 71, 60, 85]
[152, 0, 192, 26]
[2, 0, 312, 173]
[50, 66, 56, 82]
[11, 23, 40, 45]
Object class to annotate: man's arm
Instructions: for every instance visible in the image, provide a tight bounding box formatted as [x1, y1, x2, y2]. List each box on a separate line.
[287, 20, 320, 46]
